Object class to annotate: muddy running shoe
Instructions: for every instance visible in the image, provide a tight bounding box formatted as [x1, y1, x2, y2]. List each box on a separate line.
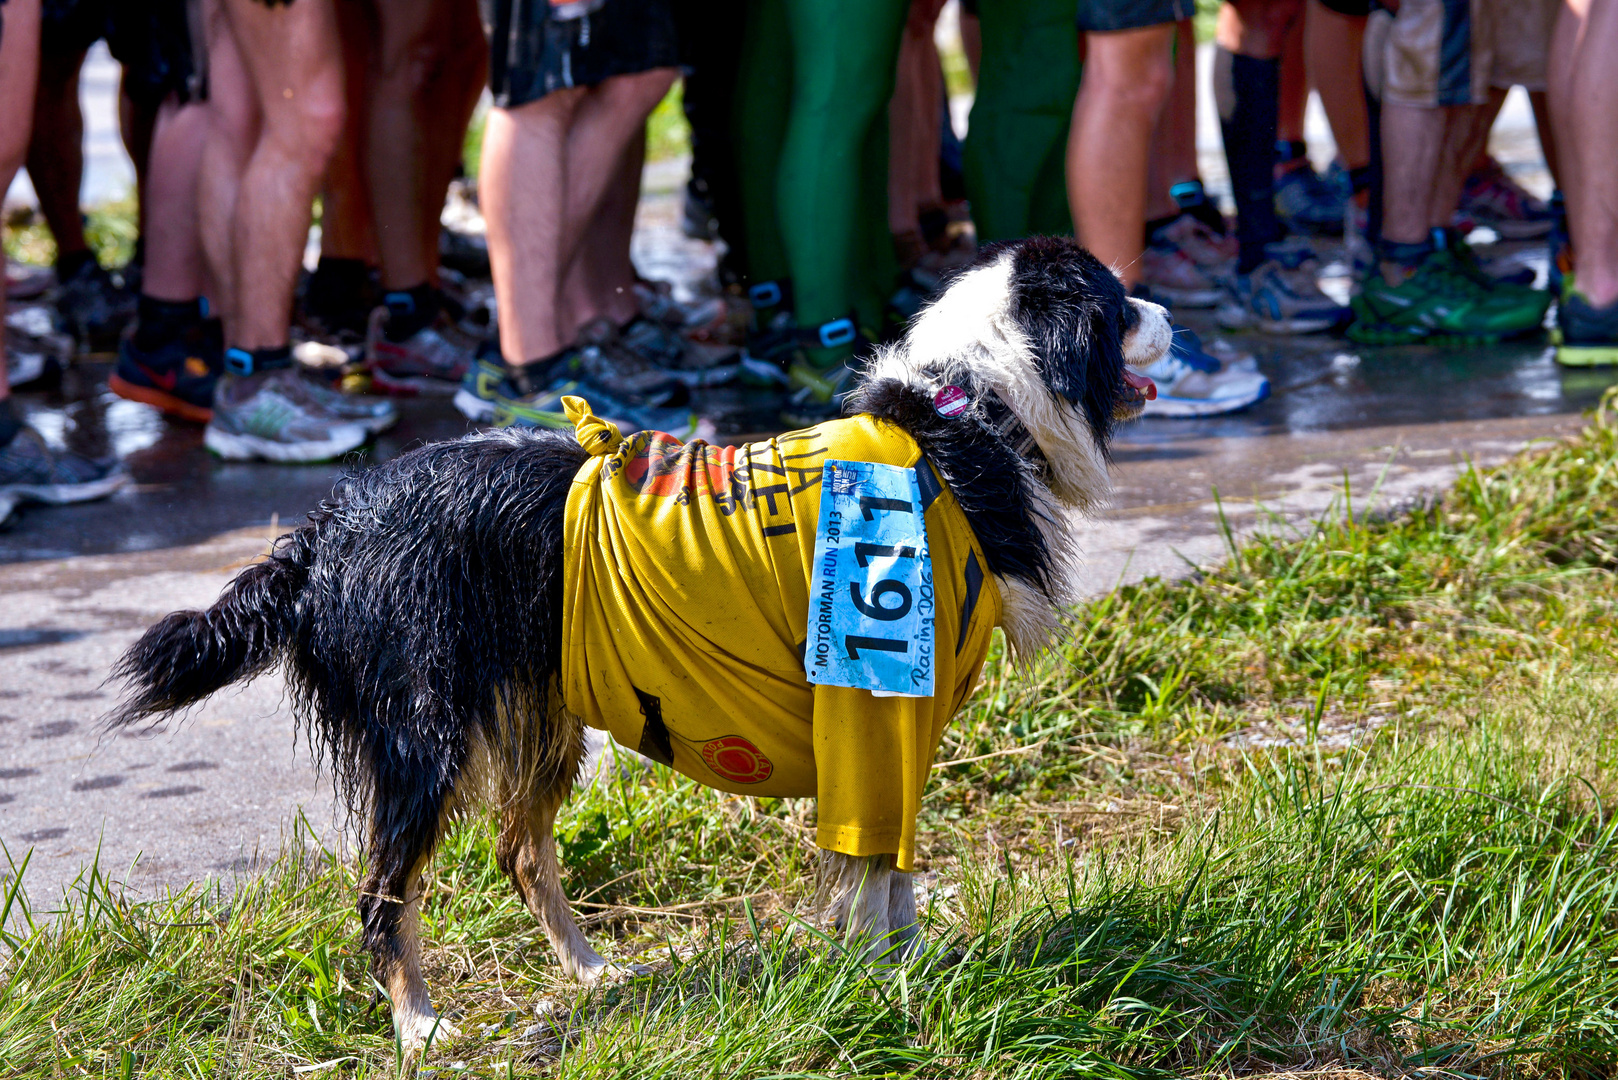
[1441, 231, 1539, 291]
[615, 314, 739, 388]
[1456, 159, 1554, 239]
[0, 424, 127, 506]
[53, 257, 137, 351]
[1217, 244, 1349, 335]
[1274, 164, 1346, 236]
[493, 373, 701, 438]
[365, 308, 473, 396]
[110, 322, 221, 423]
[1554, 291, 1618, 367]
[205, 361, 371, 462]
[453, 339, 508, 422]
[1135, 327, 1270, 418]
[567, 318, 691, 402]
[1348, 249, 1551, 345]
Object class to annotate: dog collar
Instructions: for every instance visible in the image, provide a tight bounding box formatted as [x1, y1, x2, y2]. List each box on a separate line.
[979, 391, 1050, 479]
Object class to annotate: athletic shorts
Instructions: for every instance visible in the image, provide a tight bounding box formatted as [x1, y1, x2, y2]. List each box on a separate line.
[1317, 0, 1371, 16]
[483, 0, 681, 110]
[1076, 0, 1193, 33]
[1377, 0, 1556, 108]
[41, 0, 204, 105]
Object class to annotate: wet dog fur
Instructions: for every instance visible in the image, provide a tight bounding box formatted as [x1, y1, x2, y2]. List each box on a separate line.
[108, 236, 1171, 1047]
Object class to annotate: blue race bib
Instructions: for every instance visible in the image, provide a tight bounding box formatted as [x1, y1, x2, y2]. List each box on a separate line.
[805, 460, 935, 698]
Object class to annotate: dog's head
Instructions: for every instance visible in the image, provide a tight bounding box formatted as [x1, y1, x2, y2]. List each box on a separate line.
[864, 236, 1170, 512]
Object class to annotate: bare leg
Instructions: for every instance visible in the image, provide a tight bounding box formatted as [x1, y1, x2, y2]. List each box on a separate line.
[1379, 101, 1447, 245]
[1276, 9, 1306, 148]
[481, 88, 583, 363]
[1146, 18, 1199, 223]
[1305, 0, 1369, 171]
[323, 0, 379, 266]
[1558, 0, 1618, 305]
[364, 0, 437, 290]
[1429, 95, 1500, 231]
[220, 0, 346, 349]
[1067, 23, 1175, 287]
[0, 0, 43, 395]
[560, 135, 644, 335]
[197, 0, 257, 329]
[26, 48, 91, 261]
[118, 79, 161, 220]
[557, 70, 678, 269]
[887, 0, 946, 238]
[141, 98, 210, 303]
[415, 0, 487, 279]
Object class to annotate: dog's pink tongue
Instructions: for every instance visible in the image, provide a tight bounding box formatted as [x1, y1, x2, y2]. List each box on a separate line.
[1124, 369, 1157, 401]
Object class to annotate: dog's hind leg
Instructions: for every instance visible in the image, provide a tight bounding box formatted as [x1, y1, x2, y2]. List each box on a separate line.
[358, 774, 460, 1049]
[818, 851, 897, 963]
[497, 783, 614, 982]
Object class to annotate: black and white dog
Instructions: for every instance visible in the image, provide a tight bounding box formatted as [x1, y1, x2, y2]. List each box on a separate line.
[110, 237, 1170, 1046]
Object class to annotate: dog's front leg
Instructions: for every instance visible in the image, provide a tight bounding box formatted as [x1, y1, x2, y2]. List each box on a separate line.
[819, 851, 902, 963]
[887, 870, 921, 960]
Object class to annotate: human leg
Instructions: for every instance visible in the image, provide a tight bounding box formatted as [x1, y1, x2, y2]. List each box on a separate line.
[26, 47, 91, 263]
[887, 0, 947, 249]
[1066, 23, 1175, 288]
[1307, 0, 1369, 172]
[1552, 0, 1618, 364]
[1, 0, 44, 404]
[776, 0, 909, 353]
[220, 0, 346, 351]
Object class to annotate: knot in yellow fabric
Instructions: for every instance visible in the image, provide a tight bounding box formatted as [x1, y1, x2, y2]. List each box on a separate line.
[564, 396, 624, 457]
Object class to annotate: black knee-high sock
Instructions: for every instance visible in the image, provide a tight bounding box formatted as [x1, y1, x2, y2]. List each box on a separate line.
[1217, 48, 1283, 274]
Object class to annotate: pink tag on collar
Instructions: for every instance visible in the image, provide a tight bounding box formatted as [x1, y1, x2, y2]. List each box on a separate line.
[933, 385, 970, 417]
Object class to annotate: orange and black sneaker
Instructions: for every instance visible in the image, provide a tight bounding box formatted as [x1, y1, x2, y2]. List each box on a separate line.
[109, 320, 222, 423]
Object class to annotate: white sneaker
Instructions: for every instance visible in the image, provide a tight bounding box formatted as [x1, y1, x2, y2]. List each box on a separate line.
[205, 367, 370, 462]
[1133, 327, 1270, 418]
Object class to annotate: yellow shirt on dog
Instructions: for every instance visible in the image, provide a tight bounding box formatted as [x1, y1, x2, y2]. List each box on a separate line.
[561, 398, 1000, 871]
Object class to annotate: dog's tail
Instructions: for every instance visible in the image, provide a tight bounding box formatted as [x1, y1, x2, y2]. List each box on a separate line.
[107, 522, 319, 729]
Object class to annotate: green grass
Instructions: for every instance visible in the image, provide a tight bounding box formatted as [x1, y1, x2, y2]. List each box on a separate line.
[10, 397, 1618, 1077]
[4, 195, 139, 269]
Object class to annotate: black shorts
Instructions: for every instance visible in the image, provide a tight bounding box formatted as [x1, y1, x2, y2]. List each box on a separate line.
[42, 0, 204, 105]
[483, 0, 681, 110]
[1076, 0, 1194, 32]
[1319, 0, 1373, 16]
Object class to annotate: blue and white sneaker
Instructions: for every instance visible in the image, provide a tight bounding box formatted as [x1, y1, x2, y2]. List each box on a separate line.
[1133, 326, 1270, 418]
[1216, 242, 1349, 335]
[492, 374, 703, 440]
[453, 339, 508, 422]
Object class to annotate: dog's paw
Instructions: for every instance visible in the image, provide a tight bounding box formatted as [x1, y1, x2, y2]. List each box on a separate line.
[396, 1009, 461, 1050]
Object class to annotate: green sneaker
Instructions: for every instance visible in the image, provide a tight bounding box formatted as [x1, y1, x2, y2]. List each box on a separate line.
[1347, 249, 1550, 345]
[1554, 292, 1618, 367]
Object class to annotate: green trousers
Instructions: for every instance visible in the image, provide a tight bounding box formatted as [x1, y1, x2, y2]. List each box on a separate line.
[734, 0, 908, 345]
[962, 0, 1080, 243]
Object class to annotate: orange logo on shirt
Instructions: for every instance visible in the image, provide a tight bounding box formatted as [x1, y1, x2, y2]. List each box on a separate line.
[700, 735, 773, 784]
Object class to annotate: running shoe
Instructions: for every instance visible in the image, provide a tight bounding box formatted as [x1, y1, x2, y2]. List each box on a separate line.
[568, 318, 691, 403]
[0, 424, 127, 505]
[1347, 249, 1551, 345]
[53, 258, 137, 352]
[635, 280, 726, 335]
[1135, 327, 1270, 418]
[205, 368, 371, 462]
[1274, 164, 1346, 236]
[109, 322, 221, 423]
[1456, 159, 1555, 239]
[1141, 244, 1224, 308]
[493, 374, 701, 438]
[1554, 291, 1618, 368]
[453, 339, 508, 422]
[1217, 245, 1349, 335]
[1150, 213, 1237, 273]
[5, 311, 69, 391]
[614, 314, 740, 388]
[1547, 189, 1571, 298]
[283, 369, 398, 435]
[365, 308, 474, 396]
[1442, 231, 1539, 291]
